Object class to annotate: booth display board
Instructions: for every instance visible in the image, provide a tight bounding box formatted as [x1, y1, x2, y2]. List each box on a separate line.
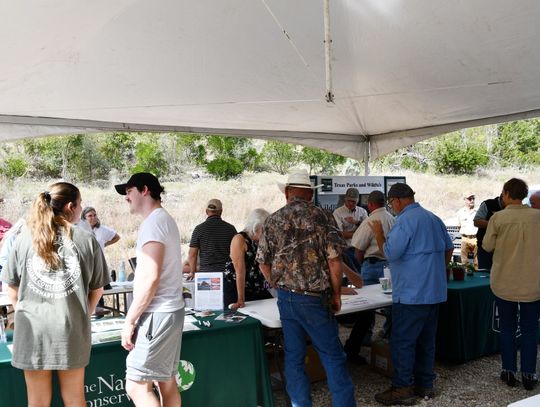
[310, 175, 406, 211]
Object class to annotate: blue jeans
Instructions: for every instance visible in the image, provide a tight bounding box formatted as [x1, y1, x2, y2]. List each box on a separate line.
[495, 296, 540, 374]
[277, 289, 356, 407]
[391, 303, 439, 388]
[361, 259, 385, 285]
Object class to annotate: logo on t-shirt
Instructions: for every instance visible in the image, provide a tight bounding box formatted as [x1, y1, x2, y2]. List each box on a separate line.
[26, 235, 81, 299]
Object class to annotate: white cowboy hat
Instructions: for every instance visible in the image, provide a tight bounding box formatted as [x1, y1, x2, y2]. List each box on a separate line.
[277, 170, 323, 193]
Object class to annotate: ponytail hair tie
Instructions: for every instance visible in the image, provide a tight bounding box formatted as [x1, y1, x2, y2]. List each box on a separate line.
[44, 191, 51, 202]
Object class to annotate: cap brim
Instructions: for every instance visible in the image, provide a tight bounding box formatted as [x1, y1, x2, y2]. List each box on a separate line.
[114, 183, 128, 195]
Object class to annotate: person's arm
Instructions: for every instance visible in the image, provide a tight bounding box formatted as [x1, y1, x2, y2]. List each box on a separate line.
[445, 249, 453, 265]
[187, 247, 199, 280]
[259, 263, 272, 285]
[229, 234, 247, 309]
[105, 233, 120, 247]
[369, 220, 386, 255]
[88, 287, 104, 314]
[355, 248, 365, 263]
[6, 284, 18, 311]
[342, 262, 363, 289]
[342, 229, 356, 239]
[328, 257, 343, 312]
[473, 202, 489, 228]
[473, 218, 489, 229]
[121, 241, 164, 351]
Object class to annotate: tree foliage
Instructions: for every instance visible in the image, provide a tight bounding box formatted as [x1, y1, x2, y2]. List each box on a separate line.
[492, 120, 540, 166]
[300, 147, 346, 175]
[431, 133, 488, 174]
[260, 141, 300, 174]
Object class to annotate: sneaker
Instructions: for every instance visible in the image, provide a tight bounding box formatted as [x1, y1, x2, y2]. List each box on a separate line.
[522, 373, 538, 391]
[413, 386, 435, 399]
[374, 386, 416, 406]
[500, 371, 518, 387]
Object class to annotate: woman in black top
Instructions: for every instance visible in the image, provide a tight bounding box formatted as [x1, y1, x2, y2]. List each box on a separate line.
[223, 208, 272, 309]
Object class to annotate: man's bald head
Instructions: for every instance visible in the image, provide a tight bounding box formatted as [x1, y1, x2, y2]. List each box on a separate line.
[530, 191, 540, 209]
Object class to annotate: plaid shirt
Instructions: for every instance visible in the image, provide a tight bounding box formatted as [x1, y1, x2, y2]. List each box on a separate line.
[256, 198, 346, 292]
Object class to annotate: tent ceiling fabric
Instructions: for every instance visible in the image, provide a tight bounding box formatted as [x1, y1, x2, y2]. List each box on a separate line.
[0, 0, 539, 161]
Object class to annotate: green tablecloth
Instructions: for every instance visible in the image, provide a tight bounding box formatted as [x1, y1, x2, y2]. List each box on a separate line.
[0, 315, 274, 407]
[436, 272, 500, 363]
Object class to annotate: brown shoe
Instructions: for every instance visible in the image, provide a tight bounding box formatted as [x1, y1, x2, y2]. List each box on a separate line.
[375, 386, 416, 405]
[413, 386, 435, 399]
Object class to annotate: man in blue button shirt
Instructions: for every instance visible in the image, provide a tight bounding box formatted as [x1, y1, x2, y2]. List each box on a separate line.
[370, 183, 453, 405]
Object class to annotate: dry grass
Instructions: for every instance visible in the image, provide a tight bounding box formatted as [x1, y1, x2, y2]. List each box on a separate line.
[0, 168, 538, 272]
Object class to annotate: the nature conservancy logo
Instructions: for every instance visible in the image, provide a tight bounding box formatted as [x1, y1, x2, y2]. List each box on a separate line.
[84, 373, 131, 407]
[27, 235, 81, 299]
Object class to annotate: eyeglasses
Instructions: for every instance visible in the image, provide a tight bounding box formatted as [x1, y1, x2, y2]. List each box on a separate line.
[465, 197, 475, 201]
[387, 198, 397, 205]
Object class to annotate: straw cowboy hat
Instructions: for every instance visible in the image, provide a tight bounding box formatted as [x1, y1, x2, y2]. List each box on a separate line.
[277, 170, 323, 193]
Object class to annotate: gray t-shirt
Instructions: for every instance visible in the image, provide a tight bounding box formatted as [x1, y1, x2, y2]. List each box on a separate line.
[2, 226, 109, 370]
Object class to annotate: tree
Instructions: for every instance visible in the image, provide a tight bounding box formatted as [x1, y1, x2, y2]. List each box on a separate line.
[431, 133, 488, 174]
[99, 132, 135, 175]
[260, 141, 300, 174]
[300, 147, 346, 175]
[131, 137, 169, 177]
[493, 119, 540, 166]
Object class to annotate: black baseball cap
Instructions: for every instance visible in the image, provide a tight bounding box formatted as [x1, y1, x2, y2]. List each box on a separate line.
[387, 183, 415, 199]
[114, 172, 164, 196]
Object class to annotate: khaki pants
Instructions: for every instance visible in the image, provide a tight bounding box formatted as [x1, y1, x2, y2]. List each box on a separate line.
[461, 236, 478, 268]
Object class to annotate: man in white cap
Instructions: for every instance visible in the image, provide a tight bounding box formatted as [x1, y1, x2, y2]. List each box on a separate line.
[257, 170, 356, 407]
[333, 188, 368, 272]
[455, 192, 478, 268]
[187, 198, 237, 278]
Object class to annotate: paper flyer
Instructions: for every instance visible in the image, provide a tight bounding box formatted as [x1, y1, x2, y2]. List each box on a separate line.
[194, 272, 223, 311]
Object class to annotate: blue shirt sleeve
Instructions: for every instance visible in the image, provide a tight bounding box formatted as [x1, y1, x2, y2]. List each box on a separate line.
[383, 222, 411, 262]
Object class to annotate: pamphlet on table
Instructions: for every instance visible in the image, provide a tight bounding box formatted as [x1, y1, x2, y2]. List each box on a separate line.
[193, 272, 223, 311]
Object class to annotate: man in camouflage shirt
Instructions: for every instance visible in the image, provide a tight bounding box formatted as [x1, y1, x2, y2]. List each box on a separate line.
[257, 170, 356, 407]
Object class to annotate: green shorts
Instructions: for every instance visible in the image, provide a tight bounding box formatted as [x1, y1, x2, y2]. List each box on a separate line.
[126, 308, 185, 382]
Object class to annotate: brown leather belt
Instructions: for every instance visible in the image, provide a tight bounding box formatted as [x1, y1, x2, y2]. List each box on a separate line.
[461, 234, 476, 239]
[278, 286, 322, 297]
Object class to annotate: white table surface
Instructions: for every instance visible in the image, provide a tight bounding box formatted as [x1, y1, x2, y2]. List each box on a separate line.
[508, 394, 540, 406]
[240, 284, 392, 328]
[0, 292, 10, 307]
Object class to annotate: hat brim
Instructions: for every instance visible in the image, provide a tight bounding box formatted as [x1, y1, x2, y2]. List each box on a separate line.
[277, 182, 324, 193]
[114, 183, 128, 195]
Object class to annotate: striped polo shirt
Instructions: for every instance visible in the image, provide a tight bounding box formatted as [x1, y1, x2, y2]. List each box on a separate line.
[189, 215, 237, 272]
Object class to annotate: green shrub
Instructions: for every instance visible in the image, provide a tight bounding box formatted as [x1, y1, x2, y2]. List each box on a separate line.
[206, 157, 244, 180]
[432, 134, 488, 174]
[1, 156, 28, 179]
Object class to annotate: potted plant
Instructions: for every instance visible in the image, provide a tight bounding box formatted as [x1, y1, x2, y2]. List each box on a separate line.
[447, 262, 466, 281]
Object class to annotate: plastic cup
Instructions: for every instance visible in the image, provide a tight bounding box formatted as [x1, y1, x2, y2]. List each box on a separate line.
[379, 277, 392, 293]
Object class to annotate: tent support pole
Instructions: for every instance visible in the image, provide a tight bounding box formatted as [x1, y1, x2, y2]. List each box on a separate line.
[323, 0, 334, 103]
[364, 139, 370, 176]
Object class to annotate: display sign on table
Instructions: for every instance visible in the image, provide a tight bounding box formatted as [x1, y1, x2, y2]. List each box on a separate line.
[194, 272, 223, 311]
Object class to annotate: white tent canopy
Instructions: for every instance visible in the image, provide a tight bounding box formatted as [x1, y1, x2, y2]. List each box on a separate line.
[1, 0, 539, 161]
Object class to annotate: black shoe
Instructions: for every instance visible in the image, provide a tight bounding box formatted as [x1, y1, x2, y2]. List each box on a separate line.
[346, 353, 367, 365]
[522, 373, 538, 390]
[500, 371, 518, 387]
[413, 385, 435, 399]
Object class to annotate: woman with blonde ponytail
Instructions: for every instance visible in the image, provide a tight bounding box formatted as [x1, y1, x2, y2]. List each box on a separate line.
[1, 182, 110, 407]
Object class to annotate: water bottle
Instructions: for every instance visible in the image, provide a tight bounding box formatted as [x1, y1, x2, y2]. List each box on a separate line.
[118, 261, 126, 282]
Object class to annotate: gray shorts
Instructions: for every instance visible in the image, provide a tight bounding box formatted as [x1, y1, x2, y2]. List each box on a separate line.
[126, 308, 185, 382]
